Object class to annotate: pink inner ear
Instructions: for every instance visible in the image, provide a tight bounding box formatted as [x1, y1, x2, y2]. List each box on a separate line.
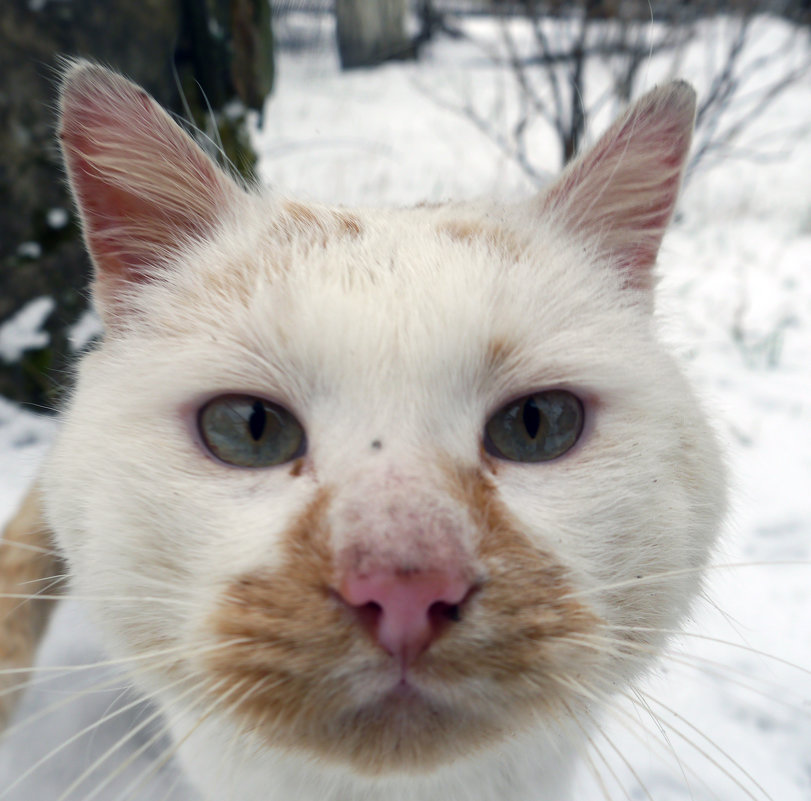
[543, 82, 696, 296]
[59, 62, 241, 306]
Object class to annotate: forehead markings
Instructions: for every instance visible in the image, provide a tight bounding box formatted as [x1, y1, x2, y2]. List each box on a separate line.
[280, 200, 363, 244]
[437, 218, 527, 262]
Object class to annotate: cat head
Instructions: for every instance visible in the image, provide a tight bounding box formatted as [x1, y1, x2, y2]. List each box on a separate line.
[44, 60, 725, 797]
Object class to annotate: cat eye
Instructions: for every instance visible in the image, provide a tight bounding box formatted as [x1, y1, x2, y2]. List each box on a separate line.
[198, 395, 305, 467]
[485, 390, 584, 462]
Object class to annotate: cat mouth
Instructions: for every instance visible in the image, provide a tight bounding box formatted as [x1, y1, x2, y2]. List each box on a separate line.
[201, 607, 602, 774]
[373, 679, 432, 709]
[386, 671, 436, 701]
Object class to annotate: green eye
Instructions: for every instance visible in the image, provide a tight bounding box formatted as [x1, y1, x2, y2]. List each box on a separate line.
[198, 395, 305, 467]
[485, 390, 584, 462]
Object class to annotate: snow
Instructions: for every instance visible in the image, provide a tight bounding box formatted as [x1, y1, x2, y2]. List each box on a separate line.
[0, 296, 54, 364]
[46, 208, 70, 229]
[14, 241, 42, 260]
[1, 11, 809, 801]
[67, 309, 103, 353]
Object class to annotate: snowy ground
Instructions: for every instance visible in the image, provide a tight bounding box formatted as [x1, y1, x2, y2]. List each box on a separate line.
[1, 11, 809, 801]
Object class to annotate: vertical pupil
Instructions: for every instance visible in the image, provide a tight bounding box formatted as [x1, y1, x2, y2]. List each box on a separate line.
[248, 400, 266, 441]
[522, 398, 541, 439]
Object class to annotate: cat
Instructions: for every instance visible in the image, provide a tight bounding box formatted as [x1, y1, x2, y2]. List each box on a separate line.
[0, 60, 726, 800]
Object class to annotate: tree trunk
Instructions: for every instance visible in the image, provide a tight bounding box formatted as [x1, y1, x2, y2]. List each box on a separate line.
[0, 0, 274, 410]
[335, 0, 413, 69]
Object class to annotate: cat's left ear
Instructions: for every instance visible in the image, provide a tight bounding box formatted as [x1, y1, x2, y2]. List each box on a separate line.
[539, 82, 696, 303]
[58, 59, 246, 327]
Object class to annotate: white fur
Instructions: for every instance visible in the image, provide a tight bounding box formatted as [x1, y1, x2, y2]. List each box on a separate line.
[42, 63, 726, 801]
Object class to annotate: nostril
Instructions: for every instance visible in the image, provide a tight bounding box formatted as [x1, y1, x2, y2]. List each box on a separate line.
[353, 600, 383, 637]
[429, 600, 462, 625]
[334, 571, 476, 663]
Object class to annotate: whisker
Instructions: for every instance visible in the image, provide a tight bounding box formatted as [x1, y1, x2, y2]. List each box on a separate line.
[633, 688, 774, 801]
[228, 705, 276, 801]
[79, 679, 230, 801]
[628, 687, 697, 800]
[560, 561, 811, 602]
[0, 593, 195, 606]
[0, 575, 68, 623]
[0, 672, 190, 800]
[580, 704, 656, 801]
[626, 687, 773, 801]
[0, 670, 129, 742]
[566, 699, 636, 801]
[0, 639, 242, 699]
[558, 664, 774, 801]
[108, 676, 252, 801]
[0, 637, 252, 677]
[606, 623, 811, 677]
[551, 672, 721, 801]
[0, 538, 61, 557]
[697, 587, 750, 640]
[558, 697, 616, 801]
[155, 771, 185, 801]
[558, 630, 807, 713]
[54, 675, 216, 801]
[11, 573, 70, 588]
[217, 679, 271, 801]
[115, 675, 268, 801]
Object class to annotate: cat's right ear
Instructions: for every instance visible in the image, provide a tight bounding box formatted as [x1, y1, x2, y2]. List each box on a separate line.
[58, 60, 245, 328]
[538, 82, 696, 307]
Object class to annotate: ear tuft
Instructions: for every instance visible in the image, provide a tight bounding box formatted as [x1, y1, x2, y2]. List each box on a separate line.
[542, 81, 696, 300]
[58, 59, 244, 325]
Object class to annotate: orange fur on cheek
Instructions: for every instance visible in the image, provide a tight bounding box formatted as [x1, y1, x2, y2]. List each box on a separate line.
[0, 485, 65, 728]
[204, 471, 601, 775]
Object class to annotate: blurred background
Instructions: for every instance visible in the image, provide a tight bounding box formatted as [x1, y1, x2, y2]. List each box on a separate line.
[1, 0, 809, 411]
[0, 2, 810, 800]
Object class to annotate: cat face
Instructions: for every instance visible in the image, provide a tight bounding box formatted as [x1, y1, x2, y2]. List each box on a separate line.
[43, 62, 726, 800]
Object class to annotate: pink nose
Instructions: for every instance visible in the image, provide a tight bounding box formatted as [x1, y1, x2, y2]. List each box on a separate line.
[338, 571, 472, 664]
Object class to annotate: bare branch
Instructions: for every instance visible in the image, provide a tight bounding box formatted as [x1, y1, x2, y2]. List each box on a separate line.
[421, 1, 810, 186]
